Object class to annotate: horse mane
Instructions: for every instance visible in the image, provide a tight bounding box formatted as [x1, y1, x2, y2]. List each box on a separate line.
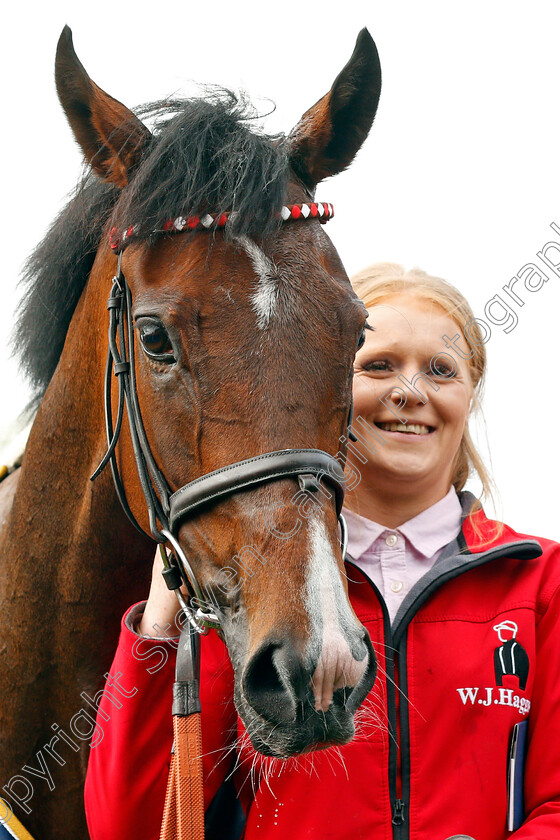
[14, 89, 289, 403]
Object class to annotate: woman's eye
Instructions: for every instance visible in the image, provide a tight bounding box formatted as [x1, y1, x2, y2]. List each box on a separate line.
[138, 321, 176, 362]
[429, 359, 456, 378]
[361, 359, 390, 372]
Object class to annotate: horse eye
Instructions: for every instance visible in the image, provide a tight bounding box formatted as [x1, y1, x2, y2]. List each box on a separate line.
[357, 329, 366, 350]
[138, 321, 176, 362]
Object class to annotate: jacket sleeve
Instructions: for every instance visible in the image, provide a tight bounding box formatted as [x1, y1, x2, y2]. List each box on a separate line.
[84, 603, 237, 840]
[510, 571, 560, 837]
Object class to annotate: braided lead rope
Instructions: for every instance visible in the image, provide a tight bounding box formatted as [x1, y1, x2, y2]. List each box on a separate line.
[159, 621, 204, 840]
[159, 714, 204, 840]
[109, 202, 334, 251]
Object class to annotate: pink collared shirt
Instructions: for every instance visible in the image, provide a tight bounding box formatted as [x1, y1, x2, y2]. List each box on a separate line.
[343, 487, 463, 622]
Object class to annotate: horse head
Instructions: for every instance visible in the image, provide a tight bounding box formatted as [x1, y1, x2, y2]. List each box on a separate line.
[54, 26, 381, 758]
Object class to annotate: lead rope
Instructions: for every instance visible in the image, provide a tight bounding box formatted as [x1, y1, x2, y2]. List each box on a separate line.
[159, 620, 205, 840]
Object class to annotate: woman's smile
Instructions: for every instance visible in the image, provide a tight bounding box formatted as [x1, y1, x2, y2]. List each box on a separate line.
[374, 421, 436, 436]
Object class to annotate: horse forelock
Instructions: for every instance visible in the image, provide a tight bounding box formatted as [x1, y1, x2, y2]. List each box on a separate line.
[112, 90, 289, 244]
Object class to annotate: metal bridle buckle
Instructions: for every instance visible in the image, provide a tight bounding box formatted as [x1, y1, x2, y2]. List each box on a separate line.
[159, 530, 222, 633]
[160, 513, 348, 635]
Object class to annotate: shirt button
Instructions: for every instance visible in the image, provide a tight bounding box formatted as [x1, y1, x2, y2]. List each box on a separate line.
[391, 581, 404, 593]
[385, 534, 398, 547]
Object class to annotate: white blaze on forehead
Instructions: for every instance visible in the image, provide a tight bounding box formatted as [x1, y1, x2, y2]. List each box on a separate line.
[306, 517, 368, 712]
[237, 236, 281, 329]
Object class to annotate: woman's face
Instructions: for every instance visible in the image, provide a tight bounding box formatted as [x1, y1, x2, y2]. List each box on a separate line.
[350, 294, 473, 502]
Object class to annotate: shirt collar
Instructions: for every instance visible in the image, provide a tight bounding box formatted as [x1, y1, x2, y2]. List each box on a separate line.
[397, 487, 462, 558]
[342, 507, 387, 559]
[343, 486, 463, 561]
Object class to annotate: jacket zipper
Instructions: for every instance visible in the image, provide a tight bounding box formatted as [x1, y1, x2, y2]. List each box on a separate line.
[387, 650, 404, 838]
[390, 643, 408, 840]
[394, 633, 410, 839]
[357, 574, 406, 838]
[392, 799, 405, 826]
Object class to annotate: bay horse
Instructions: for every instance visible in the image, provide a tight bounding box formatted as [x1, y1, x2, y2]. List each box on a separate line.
[0, 26, 381, 840]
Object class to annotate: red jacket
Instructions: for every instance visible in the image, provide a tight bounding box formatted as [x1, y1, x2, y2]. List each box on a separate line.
[84, 496, 560, 840]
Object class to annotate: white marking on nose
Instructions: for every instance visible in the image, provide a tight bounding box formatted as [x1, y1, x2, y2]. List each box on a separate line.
[306, 517, 367, 712]
[237, 236, 280, 329]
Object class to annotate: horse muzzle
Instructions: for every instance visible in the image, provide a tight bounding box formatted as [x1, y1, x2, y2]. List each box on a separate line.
[234, 627, 377, 758]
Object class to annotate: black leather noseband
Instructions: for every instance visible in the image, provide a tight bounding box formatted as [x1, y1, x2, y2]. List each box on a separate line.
[92, 254, 351, 632]
[169, 449, 345, 531]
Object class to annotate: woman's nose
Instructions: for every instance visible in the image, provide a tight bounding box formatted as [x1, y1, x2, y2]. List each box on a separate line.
[397, 364, 434, 406]
[389, 384, 407, 406]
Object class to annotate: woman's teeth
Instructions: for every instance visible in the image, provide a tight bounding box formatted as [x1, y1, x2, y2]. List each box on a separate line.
[376, 422, 432, 435]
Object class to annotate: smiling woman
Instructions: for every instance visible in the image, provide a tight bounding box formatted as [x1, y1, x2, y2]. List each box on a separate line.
[347, 263, 491, 527]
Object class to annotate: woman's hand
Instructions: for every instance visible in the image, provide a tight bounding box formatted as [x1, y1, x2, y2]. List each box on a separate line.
[138, 547, 183, 638]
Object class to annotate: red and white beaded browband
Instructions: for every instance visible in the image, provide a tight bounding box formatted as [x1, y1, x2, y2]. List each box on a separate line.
[109, 202, 334, 252]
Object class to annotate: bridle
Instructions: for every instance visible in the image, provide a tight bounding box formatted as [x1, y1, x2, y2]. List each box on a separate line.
[92, 202, 355, 634]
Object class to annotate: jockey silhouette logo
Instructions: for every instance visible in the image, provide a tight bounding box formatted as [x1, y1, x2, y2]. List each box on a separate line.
[493, 620, 529, 691]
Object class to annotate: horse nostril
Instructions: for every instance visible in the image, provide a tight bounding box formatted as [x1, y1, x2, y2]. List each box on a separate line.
[243, 641, 308, 724]
[344, 629, 377, 714]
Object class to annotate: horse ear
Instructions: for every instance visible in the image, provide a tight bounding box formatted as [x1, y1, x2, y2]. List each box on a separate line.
[288, 29, 381, 189]
[55, 26, 151, 187]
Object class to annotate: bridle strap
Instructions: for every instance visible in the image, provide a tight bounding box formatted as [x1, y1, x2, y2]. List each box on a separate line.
[92, 257, 171, 541]
[169, 449, 345, 531]
[109, 202, 334, 252]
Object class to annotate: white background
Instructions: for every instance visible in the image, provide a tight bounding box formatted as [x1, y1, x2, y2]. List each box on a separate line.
[2, 1, 558, 538]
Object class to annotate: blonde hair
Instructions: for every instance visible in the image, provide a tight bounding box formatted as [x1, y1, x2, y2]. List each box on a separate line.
[351, 262, 494, 506]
